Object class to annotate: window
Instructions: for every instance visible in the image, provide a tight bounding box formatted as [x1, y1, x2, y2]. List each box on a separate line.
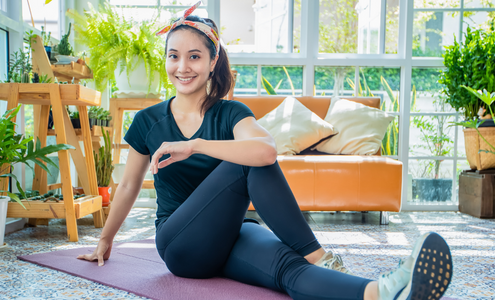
[413, 0, 495, 57]
[22, 0, 61, 39]
[221, 0, 297, 53]
[110, 0, 208, 23]
[318, 0, 399, 54]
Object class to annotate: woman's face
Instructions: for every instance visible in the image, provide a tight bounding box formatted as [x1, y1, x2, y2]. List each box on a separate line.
[166, 28, 217, 99]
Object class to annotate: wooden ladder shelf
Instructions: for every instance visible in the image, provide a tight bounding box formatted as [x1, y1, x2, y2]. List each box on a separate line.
[0, 82, 105, 241]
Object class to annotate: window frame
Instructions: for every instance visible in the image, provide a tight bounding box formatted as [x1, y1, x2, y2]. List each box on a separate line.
[3, 0, 494, 210]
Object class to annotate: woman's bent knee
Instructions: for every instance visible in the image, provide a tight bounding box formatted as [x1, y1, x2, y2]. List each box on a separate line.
[162, 246, 223, 279]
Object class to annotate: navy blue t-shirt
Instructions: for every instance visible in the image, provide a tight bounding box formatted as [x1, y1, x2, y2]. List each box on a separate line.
[124, 98, 255, 228]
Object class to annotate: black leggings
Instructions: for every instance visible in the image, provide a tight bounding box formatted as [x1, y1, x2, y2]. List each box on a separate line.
[155, 161, 371, 300]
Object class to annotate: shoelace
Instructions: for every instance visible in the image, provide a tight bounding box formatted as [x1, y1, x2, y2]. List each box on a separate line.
[380, 259, 407, 294]
[321, 254, 353, 274]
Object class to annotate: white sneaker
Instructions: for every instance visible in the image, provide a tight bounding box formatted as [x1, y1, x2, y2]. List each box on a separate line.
[378, 232, 453, 300]
[315, 251, 353, 275]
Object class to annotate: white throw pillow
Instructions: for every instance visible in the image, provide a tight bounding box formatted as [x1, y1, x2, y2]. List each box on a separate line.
[315, 98, 394, 155]
[257, 96, 337, 155]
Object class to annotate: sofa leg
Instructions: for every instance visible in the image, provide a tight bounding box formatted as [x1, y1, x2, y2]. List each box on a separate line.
[380, 211, 389, 225]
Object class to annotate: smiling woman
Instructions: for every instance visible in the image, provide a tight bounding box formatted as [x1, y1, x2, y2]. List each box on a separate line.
[76, 2, 454, 300]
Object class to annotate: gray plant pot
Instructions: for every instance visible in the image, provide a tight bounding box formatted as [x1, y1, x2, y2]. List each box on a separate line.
[412, 178, 452, 202]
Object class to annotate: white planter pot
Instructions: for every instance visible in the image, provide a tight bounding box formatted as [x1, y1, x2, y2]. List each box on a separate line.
[114, 57, 161, 98]
[0, 196, 9, 247]
[111, 163, 126, 184]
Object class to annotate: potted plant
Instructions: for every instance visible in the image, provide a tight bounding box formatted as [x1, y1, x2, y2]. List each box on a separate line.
[105, 115, 113, 128]
[67, 3, 174, 97]
[411, 94, 454, 202]
[93, 130, 114, 207]
[453, 87, 495, 170]
[41, 26, 52, 60]
[439, 23, 495, 169]
[55, 23, 77, 64]
[88, 106, 98, 128]
[68, 108, 81, 129]
[0, 105, 74, 246]
[3, 49, 32, 84]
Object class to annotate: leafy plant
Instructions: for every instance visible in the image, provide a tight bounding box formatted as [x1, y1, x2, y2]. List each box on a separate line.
[70, 111, 79, 120]
[66, 3, 174, 95]
[261, 66, 295, 95]
[451, 86, 495, 155]
[411, 94, 454, 179]
[94, 130, 114, 187]
[0, 105, 75, 206]
[439, 23, 495, 120]
[41, 26, 51, 47]
[57, 23, 74, 56]
[4, 50, 32, 83]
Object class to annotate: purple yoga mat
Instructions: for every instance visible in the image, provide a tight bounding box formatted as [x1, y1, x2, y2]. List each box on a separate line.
[18, 239, 460, 300]
[18, 238, 290, 300]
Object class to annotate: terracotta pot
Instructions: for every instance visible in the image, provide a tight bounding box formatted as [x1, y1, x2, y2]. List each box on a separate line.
[98, 186, 111, 207]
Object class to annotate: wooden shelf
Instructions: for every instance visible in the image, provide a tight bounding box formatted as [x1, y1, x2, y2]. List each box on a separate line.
[0, 83, 101, 106]
[52, 62, 93, 81]
[7, 195, 102, 219]
[1, 81, 105, 242]
[47, 125, 111, 137]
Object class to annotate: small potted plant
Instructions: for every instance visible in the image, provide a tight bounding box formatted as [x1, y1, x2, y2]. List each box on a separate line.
[3, 48, 32, 84]
[55, 23, 77, 64]
[69, 109, 81, 129]
[105, 115, 113, 128]
[88, 106, 98, 128]
[93, 130, 114, 207]
[41, 26, 52, 60]
[0, 105, 74, 246]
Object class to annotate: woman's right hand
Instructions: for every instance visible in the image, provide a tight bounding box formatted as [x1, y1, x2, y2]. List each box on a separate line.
[77, 238, 113, 266]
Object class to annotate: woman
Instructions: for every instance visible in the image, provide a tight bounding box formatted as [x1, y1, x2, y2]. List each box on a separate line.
[78, 2, 453, 299]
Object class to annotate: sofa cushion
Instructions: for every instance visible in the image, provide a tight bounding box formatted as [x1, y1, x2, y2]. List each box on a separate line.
[257, 96, 337, 155]
[315, 98, 394, 155]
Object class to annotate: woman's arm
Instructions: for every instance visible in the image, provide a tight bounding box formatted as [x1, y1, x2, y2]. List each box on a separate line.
[78, 147, 150, 265]
[149, 117, 277, 173]
[101, 147, 151, 240]
[192, 116, 277, 166]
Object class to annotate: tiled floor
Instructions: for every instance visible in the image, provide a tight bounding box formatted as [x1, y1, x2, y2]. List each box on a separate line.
[1, 210, 494, 299]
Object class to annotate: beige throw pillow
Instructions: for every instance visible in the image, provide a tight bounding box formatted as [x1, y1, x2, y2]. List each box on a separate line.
[257, 97, 337, 155]
[315, 98, 394, 155]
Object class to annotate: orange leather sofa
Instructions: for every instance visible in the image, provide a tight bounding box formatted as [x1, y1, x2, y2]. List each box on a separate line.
[234, 96, 403, 225]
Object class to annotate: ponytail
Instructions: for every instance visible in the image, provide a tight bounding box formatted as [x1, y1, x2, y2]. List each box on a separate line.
[201, 45, 232, 115]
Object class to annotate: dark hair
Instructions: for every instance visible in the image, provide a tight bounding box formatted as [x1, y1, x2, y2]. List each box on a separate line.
[166, 15, 232, 116]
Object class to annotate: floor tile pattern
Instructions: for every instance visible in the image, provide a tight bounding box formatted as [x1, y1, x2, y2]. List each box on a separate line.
[0, 210, 493, 299]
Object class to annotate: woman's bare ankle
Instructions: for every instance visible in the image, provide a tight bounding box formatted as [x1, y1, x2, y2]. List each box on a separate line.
[304, 248, 326, 264]
[364, 281, 379, 300]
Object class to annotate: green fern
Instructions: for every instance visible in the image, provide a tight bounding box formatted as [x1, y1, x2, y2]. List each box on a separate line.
[66, 3, 174, 96]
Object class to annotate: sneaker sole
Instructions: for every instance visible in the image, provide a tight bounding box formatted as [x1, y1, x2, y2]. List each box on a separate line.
[395, 232, 453, 300]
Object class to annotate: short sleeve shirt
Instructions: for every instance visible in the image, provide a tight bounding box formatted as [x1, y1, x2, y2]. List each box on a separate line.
[124, 97, 255, 228]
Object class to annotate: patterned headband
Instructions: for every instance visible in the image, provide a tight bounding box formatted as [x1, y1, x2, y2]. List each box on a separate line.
[155, 1, 220, 54]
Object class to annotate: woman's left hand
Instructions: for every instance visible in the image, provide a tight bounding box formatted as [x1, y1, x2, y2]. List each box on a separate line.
[149, 140, 195, 174]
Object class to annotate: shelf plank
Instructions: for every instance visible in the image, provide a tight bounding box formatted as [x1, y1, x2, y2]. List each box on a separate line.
[52, 62, 93, 80]
[0, 83, 101, 106]
[7, 195, 102, 219]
